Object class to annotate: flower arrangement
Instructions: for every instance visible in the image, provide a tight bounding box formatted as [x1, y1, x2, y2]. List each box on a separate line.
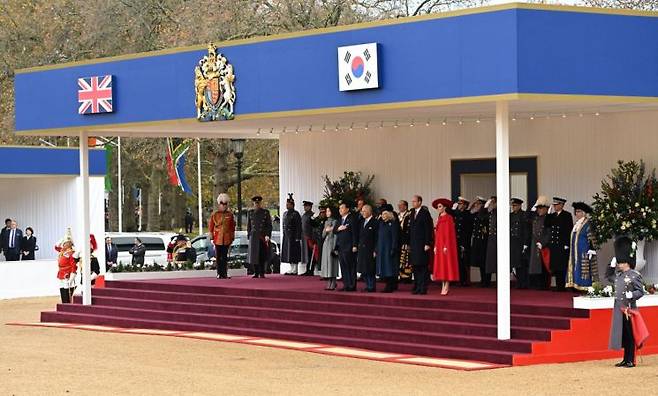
[586, 282, 614, 298]
[645, 282, 658, 295]
[322, 171, 375, 209]
[590, 160, 658, 244]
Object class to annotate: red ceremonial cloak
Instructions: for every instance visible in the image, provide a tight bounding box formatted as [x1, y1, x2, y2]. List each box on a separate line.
[432, 213, 460, 282]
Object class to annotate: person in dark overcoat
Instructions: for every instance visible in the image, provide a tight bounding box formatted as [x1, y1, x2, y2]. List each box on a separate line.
[376, 204, 399, 293]
[452, 197, 473, 286]
[607, 236, 645, 368]
[510, 198, 531, 289]
[469, 197, 489, 286]
[357, 205, 379, 292]
[334, 202, 359, 291]
[21, 227, 38, 260]
[408, 195, 434, 295]
[484, 197, 498, 279]
[247, 195, 273, 278]
[545, 197, 574, 291]
[281, 194, 302, 275]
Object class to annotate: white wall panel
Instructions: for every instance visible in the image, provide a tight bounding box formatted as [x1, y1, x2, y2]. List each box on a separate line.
[280, 110, 658, 281]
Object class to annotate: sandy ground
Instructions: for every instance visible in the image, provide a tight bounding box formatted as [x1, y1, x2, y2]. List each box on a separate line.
[1, 297, 657, 396]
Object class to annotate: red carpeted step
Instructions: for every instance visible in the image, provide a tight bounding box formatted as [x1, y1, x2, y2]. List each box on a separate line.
[88, 295, 553, 341]
[103, 280, 587, 318]
[55, 304, 533, 353]
[88, 287, 571, 329]
[40, 310, 517, 364]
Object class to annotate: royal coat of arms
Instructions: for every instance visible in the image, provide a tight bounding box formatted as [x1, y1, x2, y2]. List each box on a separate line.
[195, 43, 235, 121]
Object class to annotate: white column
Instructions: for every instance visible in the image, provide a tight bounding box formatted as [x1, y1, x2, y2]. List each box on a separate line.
[79, 132, 92, 305]
[197, 139, 203, 235]
[117, 136, 123, 232]
[495, 101, 511, 340]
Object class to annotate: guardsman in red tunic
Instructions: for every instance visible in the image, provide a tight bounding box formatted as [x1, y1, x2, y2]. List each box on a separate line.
[55, 237, 78, 303]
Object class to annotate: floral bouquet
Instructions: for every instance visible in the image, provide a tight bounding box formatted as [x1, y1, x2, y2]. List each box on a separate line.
[645, 282, 657, 295]
[590, 160, 658, 244]
[587, 282, 614, 298]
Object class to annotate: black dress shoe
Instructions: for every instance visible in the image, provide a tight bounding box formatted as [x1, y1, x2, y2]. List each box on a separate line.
[301, 271, 313, 276]
[367, 289, 376, 293]
[252, 274, 259, 278]
[622, 362, 636, 368]
[259, 274, 266, 278]
[419, 290, 427, 295]
[614, 361, 628, 367]
[338, 288, 347, 292]
[360, 287, 369, 292]
[347, 287, 357, 292]
[412, 290, 419, 295]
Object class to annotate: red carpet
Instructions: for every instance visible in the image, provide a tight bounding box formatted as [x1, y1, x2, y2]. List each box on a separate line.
[41, 275, 588, 365]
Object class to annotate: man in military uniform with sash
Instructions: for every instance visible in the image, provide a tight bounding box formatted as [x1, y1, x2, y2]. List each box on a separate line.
[453, 197, 473, 286]
[510, 198, 531, 289]
[281, 193, 302, 275]
[607, 236, 645, 368]
[247, 195, 272, 278]
[545, 197, 573, 291]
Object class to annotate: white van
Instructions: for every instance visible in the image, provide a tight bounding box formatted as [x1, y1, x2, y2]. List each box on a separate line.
[106, 232, 176, 266]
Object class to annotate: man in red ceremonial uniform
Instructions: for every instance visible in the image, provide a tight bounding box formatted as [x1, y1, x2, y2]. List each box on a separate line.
[55, 231, 78, 303]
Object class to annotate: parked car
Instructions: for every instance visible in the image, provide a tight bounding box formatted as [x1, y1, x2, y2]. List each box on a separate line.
[191, 231, 280, 273]
[106, 232, 176, 266]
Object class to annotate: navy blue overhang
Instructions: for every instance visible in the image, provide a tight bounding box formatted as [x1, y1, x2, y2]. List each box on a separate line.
[0, 147, 106, 176]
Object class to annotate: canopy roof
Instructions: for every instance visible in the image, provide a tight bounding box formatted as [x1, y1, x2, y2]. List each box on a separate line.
[14, 2, 658, 138]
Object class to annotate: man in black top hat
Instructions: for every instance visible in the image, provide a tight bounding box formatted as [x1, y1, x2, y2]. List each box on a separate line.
[300, 201, 318, 276]
[510, 198, 531, 289]
[606, 236, 644, 368]
[281, 193, 302, 275]
[247, 195, 272, 278]
[545, 197, 573, 291]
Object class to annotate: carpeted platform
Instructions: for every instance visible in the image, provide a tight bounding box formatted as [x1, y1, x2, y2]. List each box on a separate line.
[41, 275, 588, 365]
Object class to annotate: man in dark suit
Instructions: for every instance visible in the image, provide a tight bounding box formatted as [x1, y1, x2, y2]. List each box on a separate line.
[409, 195, 434, 294]
[0, 218, 11, 258]
[545, 197, 574, 291]
[4, 221, 23, 261]
[334, 202, 359, 292]
[105, 236, 119, 270]
[357, 205, 379, 292]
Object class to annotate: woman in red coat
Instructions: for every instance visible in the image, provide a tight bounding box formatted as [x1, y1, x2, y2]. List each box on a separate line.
[432, 198, 460, 295]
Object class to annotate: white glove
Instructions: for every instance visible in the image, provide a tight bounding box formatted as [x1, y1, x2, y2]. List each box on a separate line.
[536, 242, 542, 250]
[587, 250, 596, 260]
[452, 202, 458, 210]
[72, 250, 81, 259]
[610, 257, 617, 268]
[484, 199, 493, 209]
[625, 291, 633, 299]
[563, 245, 569, 250]
[523, 245, 528, 253]
[443, 247, 447, 253]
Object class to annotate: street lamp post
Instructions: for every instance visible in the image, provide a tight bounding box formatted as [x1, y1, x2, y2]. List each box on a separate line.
[230, 139, 246, 230]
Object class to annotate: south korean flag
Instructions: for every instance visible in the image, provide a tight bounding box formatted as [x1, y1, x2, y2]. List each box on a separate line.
[337, 43, 379, 92]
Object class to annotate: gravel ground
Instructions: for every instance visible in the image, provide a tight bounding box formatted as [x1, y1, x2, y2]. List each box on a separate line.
[1, 297, 657, 396]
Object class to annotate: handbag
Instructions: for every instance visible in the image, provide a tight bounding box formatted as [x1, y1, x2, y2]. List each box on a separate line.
[623, 308, 650, 349]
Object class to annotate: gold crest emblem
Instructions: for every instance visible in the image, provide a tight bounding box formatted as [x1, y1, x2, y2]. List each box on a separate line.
[195, 43, 235, 121]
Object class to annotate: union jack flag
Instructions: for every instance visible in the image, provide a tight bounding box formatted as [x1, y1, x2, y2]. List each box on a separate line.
[77, 75, 113, 114]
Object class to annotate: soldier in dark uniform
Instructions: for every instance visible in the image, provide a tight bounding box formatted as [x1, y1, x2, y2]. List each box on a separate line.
[281, 193, 302, 275]
[529, 196, 551, 289]
[545, 197, 573, 291]
[484, 196, 498, 284]
[312, 204, 327, 272]
[453, 197, 473, 286]
[300, 201, 318, 276]
[510, 198, 531, 289]
[247, 195, 272, 278]
[607, 236, 644, 368]
[469, 197, 489, 287]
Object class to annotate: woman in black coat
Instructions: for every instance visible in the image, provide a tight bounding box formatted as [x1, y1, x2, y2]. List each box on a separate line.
[21, 227, 37, 260]
[129, 237, 146, 266]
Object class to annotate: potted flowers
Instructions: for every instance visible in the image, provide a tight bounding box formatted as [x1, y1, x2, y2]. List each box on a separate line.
[591, 160, 658, 272]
